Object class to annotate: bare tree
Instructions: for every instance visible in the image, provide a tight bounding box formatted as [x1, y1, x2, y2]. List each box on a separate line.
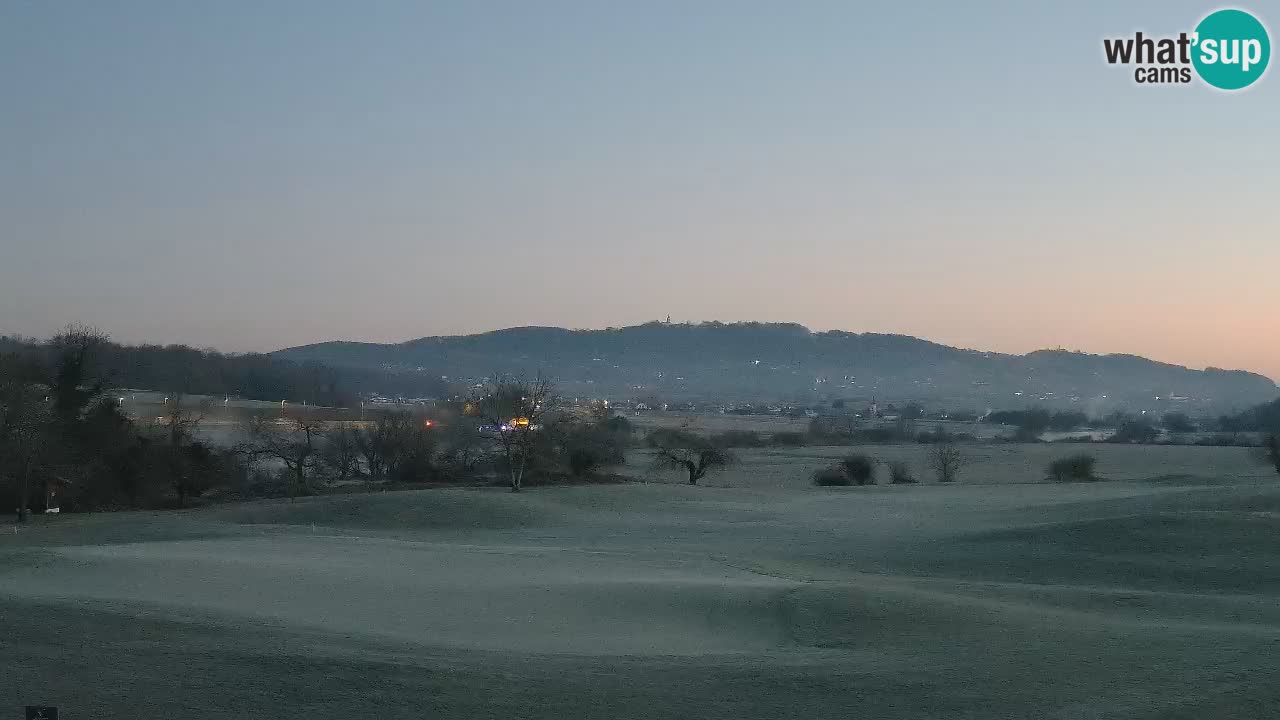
[321, 421, 361, 482]
[470, 376, 554, 492]
[382, 413, 437, 483]
[354, 414, 396, 480]
[47, 324, 109, 425]
[928, 441, 967, 483]
[150, 393, 212, 506]
[649, 429, 733, 485]
[240, 415, 325, 497]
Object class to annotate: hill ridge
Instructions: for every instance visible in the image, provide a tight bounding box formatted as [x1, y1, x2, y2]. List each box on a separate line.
[273, 321, 1277, 412]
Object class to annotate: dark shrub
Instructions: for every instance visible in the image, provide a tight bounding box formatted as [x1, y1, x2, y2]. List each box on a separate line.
[807, 416, 858, 444]
[390, 451, 437, 484]
[1048, 453, 1098, 482]
[812, 466, 852, 486]
[568, 448, 601, 477]
[770, 431, 806, 447]
[1162, 412, 1196, 434]
[1108, 420, 1160, 444]
[840, 454, 876, 485]
[601, 414, 634, 437]
[887, 461, 917, 484]
[564, 421, 628, 470]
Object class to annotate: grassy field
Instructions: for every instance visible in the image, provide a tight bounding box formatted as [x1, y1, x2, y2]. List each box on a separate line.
[2, 444, 1279, 718]
[627, 442, 1271, 488]
[624, 411, 1012, 439]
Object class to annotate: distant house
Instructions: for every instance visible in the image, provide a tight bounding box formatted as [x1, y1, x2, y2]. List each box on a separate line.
[18, 473, 68, 516]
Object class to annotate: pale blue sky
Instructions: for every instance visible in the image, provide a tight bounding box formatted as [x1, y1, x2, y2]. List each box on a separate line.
[2, 1, 1276, 379]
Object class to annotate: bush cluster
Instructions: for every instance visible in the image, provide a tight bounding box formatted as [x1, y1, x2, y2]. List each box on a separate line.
[812, 453, 878, 487]
[1047, 454, 1098, 482]
[887, 461, 917, 484]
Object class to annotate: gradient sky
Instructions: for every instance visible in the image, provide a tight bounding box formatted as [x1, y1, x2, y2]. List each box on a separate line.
[2, 1, 1277, 380]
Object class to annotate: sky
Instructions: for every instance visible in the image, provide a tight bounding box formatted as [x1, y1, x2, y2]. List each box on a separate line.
[2, 1, 1277, 381]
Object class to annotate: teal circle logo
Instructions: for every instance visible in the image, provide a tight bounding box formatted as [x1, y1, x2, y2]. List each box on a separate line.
[1192, 9, 1270, 90]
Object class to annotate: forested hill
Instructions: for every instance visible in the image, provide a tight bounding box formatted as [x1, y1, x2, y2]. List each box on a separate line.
[274, 322, 1278, 413]
[0, 335, 446, 407]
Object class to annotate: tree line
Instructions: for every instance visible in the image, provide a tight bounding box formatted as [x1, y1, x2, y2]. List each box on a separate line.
[0, 326, 242, 517]
[984, 405, 1280, 445]
[1217, 398, 1280, 434]
[231, 375, 634, 497]
[1, 330, 635, 517]
[0, 332, 447, 408]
